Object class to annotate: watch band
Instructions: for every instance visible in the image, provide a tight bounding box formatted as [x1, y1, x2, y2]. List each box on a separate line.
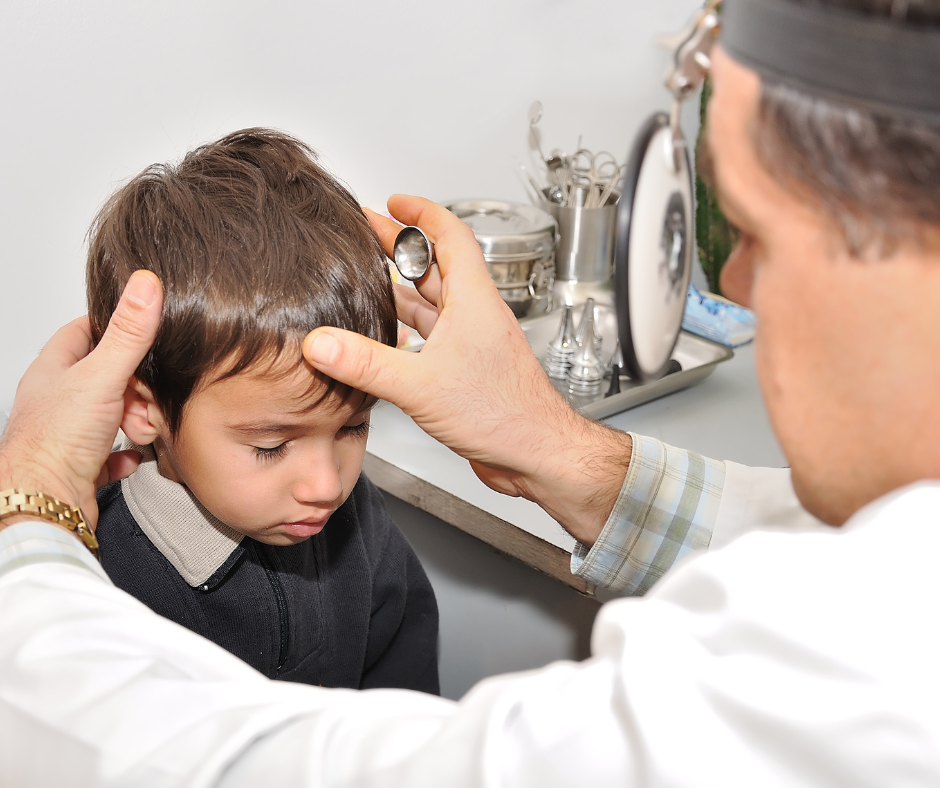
[0, 489, 100, 561]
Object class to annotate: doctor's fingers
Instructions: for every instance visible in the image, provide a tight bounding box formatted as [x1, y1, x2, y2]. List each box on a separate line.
[384, 195, 493, 286]
[364, 206, 444, 306]
[96, 449, 144, 489]
[303, 328, 429, 415]
[363, 206, 404, 256]
[394, 284, 440, 339]
[361, 207, 422, 281]
[0, 272, 162, 520]
[10, 271, 161, 422]
[12, 316, 93, 409]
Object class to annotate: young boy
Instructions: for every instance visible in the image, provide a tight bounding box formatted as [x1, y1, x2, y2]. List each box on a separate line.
[88, 128, 439, 694]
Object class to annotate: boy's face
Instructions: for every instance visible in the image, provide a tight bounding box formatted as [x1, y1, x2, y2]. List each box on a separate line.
[148, 361, 371, 546]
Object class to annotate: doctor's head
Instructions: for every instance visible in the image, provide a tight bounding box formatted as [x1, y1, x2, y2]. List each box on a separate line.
[705, 0, 940, 524]
[86, 128, 397, 544]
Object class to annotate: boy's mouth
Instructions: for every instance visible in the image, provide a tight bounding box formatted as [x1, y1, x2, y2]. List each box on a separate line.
[278, 518, 329, 538]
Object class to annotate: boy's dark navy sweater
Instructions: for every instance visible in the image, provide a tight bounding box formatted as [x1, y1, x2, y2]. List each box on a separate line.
[96, 473, 439, 694]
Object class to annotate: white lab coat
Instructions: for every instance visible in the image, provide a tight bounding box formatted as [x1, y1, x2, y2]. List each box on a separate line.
[2, 467, 938, 786]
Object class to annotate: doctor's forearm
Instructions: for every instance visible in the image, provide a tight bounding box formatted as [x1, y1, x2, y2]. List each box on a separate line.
[509, 415, 632, 547]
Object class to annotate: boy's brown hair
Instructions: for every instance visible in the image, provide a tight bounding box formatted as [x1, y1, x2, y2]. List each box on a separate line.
[87, 128, 397, 435]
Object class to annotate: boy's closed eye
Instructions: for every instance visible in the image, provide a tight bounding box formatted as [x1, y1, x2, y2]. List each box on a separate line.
[249, 416, 372, 463]
[341, 420, 372, 438]
[253, 442, 290, 462]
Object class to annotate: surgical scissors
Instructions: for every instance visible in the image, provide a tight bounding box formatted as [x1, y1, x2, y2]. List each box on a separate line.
[567, 149, 621, 208]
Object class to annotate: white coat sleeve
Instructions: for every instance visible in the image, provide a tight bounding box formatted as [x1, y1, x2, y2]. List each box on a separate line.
[3, 486, 938, 788]
[0, 521, 453, 787]
[710, 461, 825, 549]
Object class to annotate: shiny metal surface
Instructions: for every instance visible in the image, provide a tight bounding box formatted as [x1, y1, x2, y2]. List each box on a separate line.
[545, 201, 616, 283]
[605, 339, 623, 379]
[528, 100, 549, 165]
[446, 199, 557, 317]
[447, 200, 556, 259]
[543, 304, 576, 380]
[567, 305, 604, 396]
[581, 298, 603, 358]
[521, 305, 734, 419]
[567, 149, 623, 209]
[393, 226, 435, 281]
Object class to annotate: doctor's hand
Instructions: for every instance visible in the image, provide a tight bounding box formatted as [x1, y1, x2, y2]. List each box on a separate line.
[0, 271, 163, 528]
[304, 195, 631, 546]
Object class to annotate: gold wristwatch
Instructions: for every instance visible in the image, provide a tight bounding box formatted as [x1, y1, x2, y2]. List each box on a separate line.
[0, 489, 100, 560]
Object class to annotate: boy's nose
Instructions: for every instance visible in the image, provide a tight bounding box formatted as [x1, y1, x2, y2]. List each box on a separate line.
[291, 460, 345, 508]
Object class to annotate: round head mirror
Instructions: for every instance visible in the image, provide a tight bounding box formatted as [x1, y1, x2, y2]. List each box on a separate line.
[614, 112, 693, 383]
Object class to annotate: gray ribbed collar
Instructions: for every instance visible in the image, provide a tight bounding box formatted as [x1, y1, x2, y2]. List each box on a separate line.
[120, 440, 244, 587]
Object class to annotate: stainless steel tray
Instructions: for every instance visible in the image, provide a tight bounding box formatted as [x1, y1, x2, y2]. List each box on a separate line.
[519, 303, 734, 420]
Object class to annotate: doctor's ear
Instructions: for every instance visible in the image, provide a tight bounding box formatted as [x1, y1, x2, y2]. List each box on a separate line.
[121, 377, 168, 446]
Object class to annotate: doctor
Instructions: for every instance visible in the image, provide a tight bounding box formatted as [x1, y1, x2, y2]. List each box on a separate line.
[2, 0, 940, 784]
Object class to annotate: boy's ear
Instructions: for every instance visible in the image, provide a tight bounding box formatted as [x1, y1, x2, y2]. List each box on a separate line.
[121, 378, 168, 447]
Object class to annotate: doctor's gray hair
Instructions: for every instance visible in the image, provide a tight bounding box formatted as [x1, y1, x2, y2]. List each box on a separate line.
[754, 0, 940, 255]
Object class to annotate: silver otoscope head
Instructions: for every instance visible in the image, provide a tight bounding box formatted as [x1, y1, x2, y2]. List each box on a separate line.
[392, 226, 436, 282]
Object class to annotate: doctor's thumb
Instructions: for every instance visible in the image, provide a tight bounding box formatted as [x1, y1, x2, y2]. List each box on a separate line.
[90, 270, 164, 384]
[303, 328, 410, 407]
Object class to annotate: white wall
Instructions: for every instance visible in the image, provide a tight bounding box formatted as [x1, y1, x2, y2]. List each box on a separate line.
[0, 0, 702, 411]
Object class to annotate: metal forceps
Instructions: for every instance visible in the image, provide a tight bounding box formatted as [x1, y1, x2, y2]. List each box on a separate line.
[567, 149, 621, 208]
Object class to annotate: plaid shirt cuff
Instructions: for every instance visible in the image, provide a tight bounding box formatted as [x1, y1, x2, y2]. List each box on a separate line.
[571, 433, 725, 595]
[0, 521, 109, 583]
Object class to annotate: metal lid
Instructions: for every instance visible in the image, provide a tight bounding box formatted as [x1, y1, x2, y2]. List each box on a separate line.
[445, 199, 557, 261]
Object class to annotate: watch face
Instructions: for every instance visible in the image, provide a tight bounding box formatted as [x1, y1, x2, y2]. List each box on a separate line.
[615, 112, 693, 382]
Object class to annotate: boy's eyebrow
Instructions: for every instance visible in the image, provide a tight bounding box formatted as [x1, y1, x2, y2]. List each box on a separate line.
[226, 406, 373, 436]
[226, 421, 308, 436]
[286, 395, 375, 418]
